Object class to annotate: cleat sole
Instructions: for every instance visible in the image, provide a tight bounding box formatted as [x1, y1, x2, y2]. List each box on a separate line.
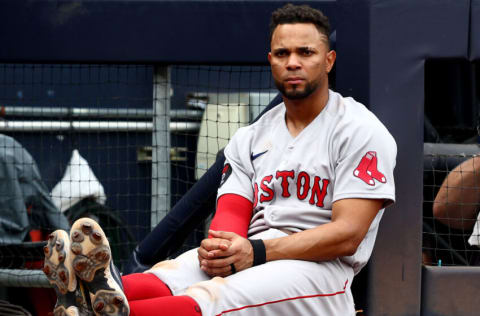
[70, 218, 129, 316]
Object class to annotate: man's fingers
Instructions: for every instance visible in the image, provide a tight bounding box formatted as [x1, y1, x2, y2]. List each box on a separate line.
[197, 247, 210, 259]
[200, 261, 233, 277]
[200, 238, 231, 251]
[207, 249, 224, 258]
[209, 230, 236, 240]
[200, 257, 233, 269]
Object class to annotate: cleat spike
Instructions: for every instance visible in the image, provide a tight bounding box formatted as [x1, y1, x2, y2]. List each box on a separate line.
[94, 301, 105, 312]
[71, 243, 82, 255]
[71, 230, 84, 242]
[113, 296, 124, 306]
[91, 231, 102, 243]
[95, 251, 110, 261]
[81, 223, 92, 235]
[59, 271, 67, 282]
[74, 261, 88, 272]
[55, 240, 63, 251]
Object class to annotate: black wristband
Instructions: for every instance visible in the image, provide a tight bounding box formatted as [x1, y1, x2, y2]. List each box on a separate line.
[248, 239, 266, 266]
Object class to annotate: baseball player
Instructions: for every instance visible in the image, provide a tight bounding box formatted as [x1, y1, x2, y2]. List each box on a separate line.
[44, 4, 396, 316]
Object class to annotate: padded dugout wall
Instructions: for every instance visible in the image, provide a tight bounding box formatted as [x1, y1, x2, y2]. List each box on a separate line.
[337, 1, 479, 316]
[0, 0, 337, 64]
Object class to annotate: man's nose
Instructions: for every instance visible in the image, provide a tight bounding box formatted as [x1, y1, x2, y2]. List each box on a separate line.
[286, 54, 301, 70]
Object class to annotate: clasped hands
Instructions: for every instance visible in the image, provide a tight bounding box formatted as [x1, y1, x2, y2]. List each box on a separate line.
[197, 230, 253, 277]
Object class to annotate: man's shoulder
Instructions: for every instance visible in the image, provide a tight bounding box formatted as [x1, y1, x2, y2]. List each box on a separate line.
[330, 91, 369, 115]
[331, 91, 386, 128]
[329, 91, 395, 146]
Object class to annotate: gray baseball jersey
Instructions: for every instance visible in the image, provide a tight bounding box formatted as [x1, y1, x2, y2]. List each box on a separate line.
[218, 89, 396, 274]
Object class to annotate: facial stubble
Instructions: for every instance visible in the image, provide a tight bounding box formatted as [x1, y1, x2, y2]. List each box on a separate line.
[274, 77, 321, 100]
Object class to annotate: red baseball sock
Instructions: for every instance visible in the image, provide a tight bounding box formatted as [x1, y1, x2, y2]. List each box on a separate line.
[122, 273, 173, 300]
[129, 296, 202, 316]
[122, 273, 203, 315]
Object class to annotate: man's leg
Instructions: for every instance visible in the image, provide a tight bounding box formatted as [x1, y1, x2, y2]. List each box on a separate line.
[180, 229, 356, 316]
[148, 229, 356, 316]
[146, 248, 211, 296]
[185, 258, 355, 316]
[122, 273, 202, 315]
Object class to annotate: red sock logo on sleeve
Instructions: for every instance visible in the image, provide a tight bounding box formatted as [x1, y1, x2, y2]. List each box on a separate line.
[353, 151, 386, 186]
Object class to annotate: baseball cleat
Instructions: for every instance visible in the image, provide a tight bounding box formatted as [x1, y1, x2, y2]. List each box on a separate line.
[43, 230, 93, 316]
[70, 218, 129, 316]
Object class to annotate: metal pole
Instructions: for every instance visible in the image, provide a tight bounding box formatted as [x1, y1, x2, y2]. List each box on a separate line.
[0, 121, 199, 133]
[0, 106, 202, 120]
[151, 67, 171, 228]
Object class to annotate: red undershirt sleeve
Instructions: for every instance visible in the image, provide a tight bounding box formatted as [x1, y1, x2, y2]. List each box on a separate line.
[209, 194, 253, 238]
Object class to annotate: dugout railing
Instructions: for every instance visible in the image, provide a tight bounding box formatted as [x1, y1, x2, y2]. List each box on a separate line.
[1, 1, 480, 315]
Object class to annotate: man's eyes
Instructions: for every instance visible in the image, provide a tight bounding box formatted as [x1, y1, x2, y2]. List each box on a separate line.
[300, 49, 314, 56]
[273, 49, 314, 57]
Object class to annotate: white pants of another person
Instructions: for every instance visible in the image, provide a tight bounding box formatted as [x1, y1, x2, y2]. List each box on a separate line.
[147, 228, 356, 316]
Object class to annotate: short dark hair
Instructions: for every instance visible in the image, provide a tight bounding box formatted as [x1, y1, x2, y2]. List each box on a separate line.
[269, 4, 330, 45]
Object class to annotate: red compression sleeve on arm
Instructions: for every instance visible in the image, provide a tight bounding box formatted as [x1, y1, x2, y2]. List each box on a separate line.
[209, 194, 253, 238]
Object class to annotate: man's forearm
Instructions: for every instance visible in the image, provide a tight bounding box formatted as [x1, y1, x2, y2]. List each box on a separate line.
[263, 198, 383, 263]
[264, 222, 360, 263]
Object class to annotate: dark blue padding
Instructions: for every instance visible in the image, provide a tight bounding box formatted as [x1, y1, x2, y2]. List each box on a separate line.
[471, 0, 480, 60]
[0, 0, 337, 63]
[421, 266, 480, 316]
[336, 1, 472, 315]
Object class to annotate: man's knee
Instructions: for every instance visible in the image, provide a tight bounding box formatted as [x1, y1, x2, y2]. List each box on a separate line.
[185, 276, 227, 302]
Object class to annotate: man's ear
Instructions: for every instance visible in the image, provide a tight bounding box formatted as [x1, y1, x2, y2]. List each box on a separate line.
[268, 52, 272, 64]
[326, 50, 336, 73]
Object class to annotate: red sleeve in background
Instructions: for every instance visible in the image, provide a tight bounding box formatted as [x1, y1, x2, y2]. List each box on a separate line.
[209, 194, 253, 238]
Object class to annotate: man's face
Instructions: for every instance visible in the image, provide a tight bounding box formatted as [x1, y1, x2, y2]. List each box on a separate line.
[268, 23, 335, 100]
